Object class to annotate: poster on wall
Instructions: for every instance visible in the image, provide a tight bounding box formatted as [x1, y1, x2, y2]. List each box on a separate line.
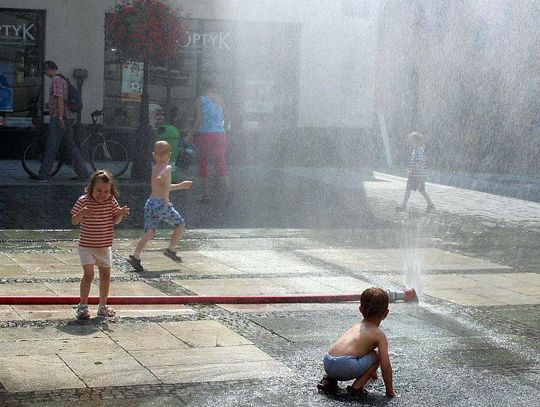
[121, 61, 144, 101]
[0, 63, 15, 112]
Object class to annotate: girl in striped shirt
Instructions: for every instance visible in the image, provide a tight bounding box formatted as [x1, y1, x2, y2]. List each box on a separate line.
[71, 170, 130, 319]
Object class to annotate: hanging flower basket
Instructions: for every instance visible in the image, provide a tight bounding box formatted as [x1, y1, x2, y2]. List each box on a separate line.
[106, 0, 188, 63]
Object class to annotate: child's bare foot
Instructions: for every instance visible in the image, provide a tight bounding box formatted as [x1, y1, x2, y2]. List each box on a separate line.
[426, 203, 435, 213]
[396, 205, 406, 212]
[317, 374, 340, 395]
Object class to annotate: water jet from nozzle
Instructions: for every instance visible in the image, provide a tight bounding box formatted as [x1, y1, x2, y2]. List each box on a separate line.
[386, 288, 418, 303]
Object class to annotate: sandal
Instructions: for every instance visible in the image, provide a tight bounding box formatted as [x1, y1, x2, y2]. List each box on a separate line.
[317, 375, 340, 395]
[163, 248, 182, 262]
[346, 385, 369, 398]
[97, 305, 116, 318]
[76, 304, 90, 320]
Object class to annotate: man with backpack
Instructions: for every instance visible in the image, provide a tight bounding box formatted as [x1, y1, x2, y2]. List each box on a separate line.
[31, 60, 89, 182]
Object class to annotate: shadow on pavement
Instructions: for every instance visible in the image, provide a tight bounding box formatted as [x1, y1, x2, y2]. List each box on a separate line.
[0, 166, 376, 230]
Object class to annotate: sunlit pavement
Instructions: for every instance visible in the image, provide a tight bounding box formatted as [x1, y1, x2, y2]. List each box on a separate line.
[0, 163, 539, 405]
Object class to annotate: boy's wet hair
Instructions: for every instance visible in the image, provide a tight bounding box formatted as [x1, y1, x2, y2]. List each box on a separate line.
[85, 170, 118, 198]
[154, 140, 171, 156]
[360, 288, 389, 320]
[408, 131, 425, 143]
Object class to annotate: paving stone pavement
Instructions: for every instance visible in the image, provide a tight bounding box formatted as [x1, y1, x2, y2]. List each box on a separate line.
[367, 172, 540, 231]
[0, 163, 539, 405]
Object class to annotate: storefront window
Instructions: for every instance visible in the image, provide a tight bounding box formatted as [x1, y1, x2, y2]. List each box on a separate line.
[103, 17, 299, 133]
[0, 9, 45, 128]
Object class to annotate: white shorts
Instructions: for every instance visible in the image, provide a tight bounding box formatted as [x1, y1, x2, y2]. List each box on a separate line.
[79, 246, 112, 268]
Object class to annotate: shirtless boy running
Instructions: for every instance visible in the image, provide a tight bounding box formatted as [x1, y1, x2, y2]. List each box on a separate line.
[127, 141, 192, 271]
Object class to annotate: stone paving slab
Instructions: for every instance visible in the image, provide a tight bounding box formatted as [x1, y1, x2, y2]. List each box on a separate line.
[298, 248, 511, 272]
[0, 264, 30, 278]
[148, 360, 289, 385]
[367, 172, 540, 228]
[387, 272, 540, 306]
[59, 350, 161, 388]
[218, 302, 359, 313]
[43, 281, 166, 297]
[0, 354, 86, 392]
[0, 305, 23, 321]
[0, 282, 56, 296]
[0, 320, 288, 392]
[0, 304, 194, 322]
[0, 334, 119, 357]
[174, 276, 372, 297]
[159, 320, 252, 347]
[105, 322, 191, 351]
[10, 304, 75, 321]
[197, 250, 323, 274]
[109, 304, 194, 318]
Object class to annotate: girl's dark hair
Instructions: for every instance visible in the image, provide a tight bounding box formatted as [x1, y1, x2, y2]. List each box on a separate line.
[85, 170, 118, 198]
[360, 288, 389, 320]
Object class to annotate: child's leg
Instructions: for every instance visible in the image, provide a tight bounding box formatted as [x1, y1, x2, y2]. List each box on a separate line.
[350, 360, 380, 390]
[97, 266, 111, 308]
[400, 189, 411, 208]
[132, 229, 155, 258]
[420, 189, 433, 206]
[168, 224, 185, 252]
[79, 264, 94, 305]
[96, 266, 116, 317]
[201, 176, 209, 200]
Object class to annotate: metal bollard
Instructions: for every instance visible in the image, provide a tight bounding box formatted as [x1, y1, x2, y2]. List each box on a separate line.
[386, 288, 418, 303]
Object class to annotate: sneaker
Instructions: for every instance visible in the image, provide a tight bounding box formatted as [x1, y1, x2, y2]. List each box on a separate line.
[163, 248, 182, 262]
[127, 255, 144, 271]
[76, 304, 90, 320]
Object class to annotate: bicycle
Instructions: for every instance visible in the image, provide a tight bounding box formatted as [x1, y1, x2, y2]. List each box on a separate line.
[21, 110, 130, 178]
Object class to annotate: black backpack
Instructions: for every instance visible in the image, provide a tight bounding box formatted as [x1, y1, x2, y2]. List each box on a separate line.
[55, 74, 83, 113]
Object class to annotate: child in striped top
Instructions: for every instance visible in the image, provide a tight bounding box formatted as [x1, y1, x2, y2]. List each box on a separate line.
[70, 170, 130, 320]
[397, 132, 435, 213]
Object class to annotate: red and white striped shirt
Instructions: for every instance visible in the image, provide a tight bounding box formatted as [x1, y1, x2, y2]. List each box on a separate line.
[70, 194, 120, 248]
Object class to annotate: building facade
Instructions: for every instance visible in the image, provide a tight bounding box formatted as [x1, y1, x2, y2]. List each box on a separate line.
[1, 0, 379, 166]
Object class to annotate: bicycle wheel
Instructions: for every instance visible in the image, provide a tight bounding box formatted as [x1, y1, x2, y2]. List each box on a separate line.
[91, 140, 129, 177]
[21, 141, 62, 178]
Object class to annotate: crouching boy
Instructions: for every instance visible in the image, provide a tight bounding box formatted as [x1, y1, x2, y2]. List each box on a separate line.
[317, 287, 396, 397]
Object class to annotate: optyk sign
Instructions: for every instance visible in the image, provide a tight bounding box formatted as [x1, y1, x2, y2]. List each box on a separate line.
[0, 24, 36, 41]
[182, 31, 231, 50]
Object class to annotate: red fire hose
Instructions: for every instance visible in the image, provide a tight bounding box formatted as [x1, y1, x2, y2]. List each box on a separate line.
[0, 294, 363, 305]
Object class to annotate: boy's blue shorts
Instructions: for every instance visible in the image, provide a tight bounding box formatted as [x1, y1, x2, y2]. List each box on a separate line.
[144, 197, 185, 231]
[323, 351, 378, 381]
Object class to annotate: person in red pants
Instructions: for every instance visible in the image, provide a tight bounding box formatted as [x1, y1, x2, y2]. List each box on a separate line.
[189, 81, 231, 204]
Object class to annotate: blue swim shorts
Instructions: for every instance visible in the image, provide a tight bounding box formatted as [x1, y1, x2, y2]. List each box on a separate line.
[322, 351, 378, 381]
[143, 197, 185, 231]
